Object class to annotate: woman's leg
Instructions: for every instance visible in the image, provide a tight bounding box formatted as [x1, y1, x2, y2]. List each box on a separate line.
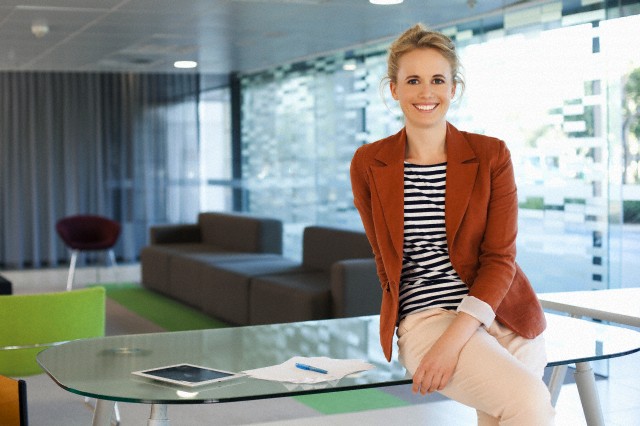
[397, 309, 555, 426]
[469, 320, 552, 426]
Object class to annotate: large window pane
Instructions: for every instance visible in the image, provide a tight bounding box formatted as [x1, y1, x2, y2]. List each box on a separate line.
[199, 87, 233, 212]
[238, 0, 640, 293]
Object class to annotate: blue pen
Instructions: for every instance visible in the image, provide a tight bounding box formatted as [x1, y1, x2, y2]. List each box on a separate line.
[295, 362, 328, 374]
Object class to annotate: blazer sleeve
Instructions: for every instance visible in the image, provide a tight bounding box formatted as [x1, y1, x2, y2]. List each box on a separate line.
[350, 147, 389, 288]
[465, 140, 519, 310]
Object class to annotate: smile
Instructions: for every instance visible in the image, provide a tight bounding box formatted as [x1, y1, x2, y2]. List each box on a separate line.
[414, 103, 437, 111]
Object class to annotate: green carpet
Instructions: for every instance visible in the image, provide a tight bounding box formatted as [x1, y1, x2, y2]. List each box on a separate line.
[94, 283, 227, 331]
[96, 282, 411, 415]
[293, 388, 409, 414]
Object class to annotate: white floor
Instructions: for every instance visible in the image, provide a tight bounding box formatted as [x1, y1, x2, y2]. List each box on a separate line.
[4, 264, 640, 425]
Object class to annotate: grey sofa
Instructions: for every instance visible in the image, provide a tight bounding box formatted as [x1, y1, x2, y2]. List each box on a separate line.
[140, 212, 380, 326]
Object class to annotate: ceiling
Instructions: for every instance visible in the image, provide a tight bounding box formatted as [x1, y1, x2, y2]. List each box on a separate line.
[0, 0, 530, 77]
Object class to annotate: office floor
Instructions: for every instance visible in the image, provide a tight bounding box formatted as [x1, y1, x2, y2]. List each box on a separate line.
[4, 264, 640, 425]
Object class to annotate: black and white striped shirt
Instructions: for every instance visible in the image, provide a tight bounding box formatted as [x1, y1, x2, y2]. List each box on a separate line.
[399, 162, 469, 320]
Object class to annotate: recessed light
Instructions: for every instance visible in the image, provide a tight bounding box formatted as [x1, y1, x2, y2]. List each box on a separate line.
[369, 0, 403, 4]
[174, 60, 198, 69]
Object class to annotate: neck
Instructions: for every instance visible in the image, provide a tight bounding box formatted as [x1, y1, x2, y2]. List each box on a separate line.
[404, 123, 448, 165]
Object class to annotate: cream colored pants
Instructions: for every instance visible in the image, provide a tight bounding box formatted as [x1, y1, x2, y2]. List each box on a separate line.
[397, 309, 555, 426]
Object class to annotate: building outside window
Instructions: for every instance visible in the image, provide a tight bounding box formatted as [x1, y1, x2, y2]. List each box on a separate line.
[216, 1, 640, 293]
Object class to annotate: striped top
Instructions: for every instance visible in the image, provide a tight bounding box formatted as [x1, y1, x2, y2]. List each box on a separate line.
[399, 162, 469, 320]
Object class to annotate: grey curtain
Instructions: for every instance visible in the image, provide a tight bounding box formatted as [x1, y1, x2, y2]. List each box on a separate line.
[0, 72, 201, 268]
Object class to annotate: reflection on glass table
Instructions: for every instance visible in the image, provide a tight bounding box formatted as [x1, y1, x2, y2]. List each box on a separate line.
[38, 313, 640, 426]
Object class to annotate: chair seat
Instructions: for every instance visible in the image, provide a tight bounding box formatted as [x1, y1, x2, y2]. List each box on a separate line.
[55, 214, 121, 290]
[56, 215, 121, 251]
[65, 238, 118, 251]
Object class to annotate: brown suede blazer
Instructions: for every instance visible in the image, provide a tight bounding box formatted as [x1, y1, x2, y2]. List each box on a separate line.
[350, 122, 546, 361]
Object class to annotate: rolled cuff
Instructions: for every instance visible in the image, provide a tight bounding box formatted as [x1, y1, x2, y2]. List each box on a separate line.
[457, 295, 495, 328]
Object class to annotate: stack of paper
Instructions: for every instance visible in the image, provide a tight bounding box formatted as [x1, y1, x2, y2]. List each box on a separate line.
[242, 356, 375, 384]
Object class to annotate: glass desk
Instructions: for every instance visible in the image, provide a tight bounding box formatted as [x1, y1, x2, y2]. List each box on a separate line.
[539, 288, 640, 328]
[38, 313, 640, 426]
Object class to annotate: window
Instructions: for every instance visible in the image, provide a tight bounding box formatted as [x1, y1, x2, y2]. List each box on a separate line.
[238, 1, 640, 292]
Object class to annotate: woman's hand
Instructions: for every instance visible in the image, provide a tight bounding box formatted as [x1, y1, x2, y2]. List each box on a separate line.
[412, 339, 460, 394]
[412, 312, 482, 395]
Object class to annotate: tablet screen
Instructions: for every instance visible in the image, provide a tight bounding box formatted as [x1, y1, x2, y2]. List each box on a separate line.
[132, 363, 241, 387]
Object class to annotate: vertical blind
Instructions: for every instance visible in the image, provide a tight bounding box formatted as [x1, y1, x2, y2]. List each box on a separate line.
[0, 72, 201, 268]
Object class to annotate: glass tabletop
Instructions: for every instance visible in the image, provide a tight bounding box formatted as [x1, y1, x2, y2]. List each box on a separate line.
[539, 288, 640, 328]
[37, 313, 640, 405]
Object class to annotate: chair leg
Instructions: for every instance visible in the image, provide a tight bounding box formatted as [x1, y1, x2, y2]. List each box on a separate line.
[96, 250, 118, 285]
[114, 402, 121, 425]
[107, 249, 117, 267]
[66, 250, 80, 291]
[85, 396, 120, 426]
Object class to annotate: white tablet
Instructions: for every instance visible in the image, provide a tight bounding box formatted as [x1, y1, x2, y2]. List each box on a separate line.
[132, 363, 243, 387]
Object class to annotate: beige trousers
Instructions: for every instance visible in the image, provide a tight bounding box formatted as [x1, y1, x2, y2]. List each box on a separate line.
[397, 309, 555, 426]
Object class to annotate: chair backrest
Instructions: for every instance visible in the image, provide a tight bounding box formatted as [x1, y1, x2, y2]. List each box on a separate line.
[55, 215, 121, 249]
[0, 375, 28, 426]
[0, 287, 106, 377]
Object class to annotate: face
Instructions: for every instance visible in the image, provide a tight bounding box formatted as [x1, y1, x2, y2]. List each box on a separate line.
[390, 48, 456, 132]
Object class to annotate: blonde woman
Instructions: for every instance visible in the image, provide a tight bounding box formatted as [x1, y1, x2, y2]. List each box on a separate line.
[350, 24, 555, 425]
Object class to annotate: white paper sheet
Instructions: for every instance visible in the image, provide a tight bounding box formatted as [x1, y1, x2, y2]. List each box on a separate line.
[242, 356, 375, 384]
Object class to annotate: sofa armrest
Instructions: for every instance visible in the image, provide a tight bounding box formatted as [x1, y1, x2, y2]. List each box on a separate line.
[330, 258, 380, 318]
[149, 224, 201, 244]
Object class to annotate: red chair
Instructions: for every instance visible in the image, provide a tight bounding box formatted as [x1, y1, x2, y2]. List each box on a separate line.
[56, 215, 121, 291]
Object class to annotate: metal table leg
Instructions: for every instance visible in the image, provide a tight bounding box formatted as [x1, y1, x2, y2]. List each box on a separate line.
[92, 400, 116, 426]
[148, 403, 170, 426]
[547, 364, 569, 406]
[574, 361, 605, 426]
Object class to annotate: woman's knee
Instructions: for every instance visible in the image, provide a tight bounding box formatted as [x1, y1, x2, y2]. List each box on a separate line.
[501, 378, 555, 425]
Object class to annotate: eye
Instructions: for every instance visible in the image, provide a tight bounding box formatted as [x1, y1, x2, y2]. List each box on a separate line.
[407, 78, 420, 85]
[433, 77, 446, 85]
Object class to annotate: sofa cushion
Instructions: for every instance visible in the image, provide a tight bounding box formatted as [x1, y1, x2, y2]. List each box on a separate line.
[140, 245, 228, 295]
[199, 258, 302, 325]
[140, 247, 173, 295]
[249, 271, 331, 324]
[302, 226, 373, 271]
[198, 212, 282, 254]
[167, 253, 282, 309]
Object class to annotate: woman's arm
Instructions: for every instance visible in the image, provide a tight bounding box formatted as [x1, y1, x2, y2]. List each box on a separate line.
[350, 147, 389, 286]
[412, 312, 481, 394]
[465, 140, 519, 308]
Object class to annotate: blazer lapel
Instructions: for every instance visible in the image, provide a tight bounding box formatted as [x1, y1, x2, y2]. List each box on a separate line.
[370, 129, 406, 259]
[445, 123, 478, 250]
[365, 124, 478, 261]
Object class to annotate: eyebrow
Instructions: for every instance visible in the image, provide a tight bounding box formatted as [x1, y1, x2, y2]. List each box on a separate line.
[404, 73, 447, 80]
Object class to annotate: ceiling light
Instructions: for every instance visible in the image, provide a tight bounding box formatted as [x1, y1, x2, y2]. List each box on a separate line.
[369, 0, 403, 4]
[31, 19, 49, 38]
[173, 60, 198, 69]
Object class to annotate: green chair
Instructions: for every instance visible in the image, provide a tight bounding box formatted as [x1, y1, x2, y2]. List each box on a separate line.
[0, 287, 106, 377]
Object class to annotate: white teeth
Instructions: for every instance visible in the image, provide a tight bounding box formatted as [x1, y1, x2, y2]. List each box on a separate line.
[415, 104, 437, 111]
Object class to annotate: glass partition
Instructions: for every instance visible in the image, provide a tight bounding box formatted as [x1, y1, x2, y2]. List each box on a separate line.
[237, 1, 640, 292]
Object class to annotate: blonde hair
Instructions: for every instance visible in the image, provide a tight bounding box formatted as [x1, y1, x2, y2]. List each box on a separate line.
[386, 23, 465, 95]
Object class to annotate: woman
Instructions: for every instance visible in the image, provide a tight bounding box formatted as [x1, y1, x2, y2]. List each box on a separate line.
[350, 24, 555, 425]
